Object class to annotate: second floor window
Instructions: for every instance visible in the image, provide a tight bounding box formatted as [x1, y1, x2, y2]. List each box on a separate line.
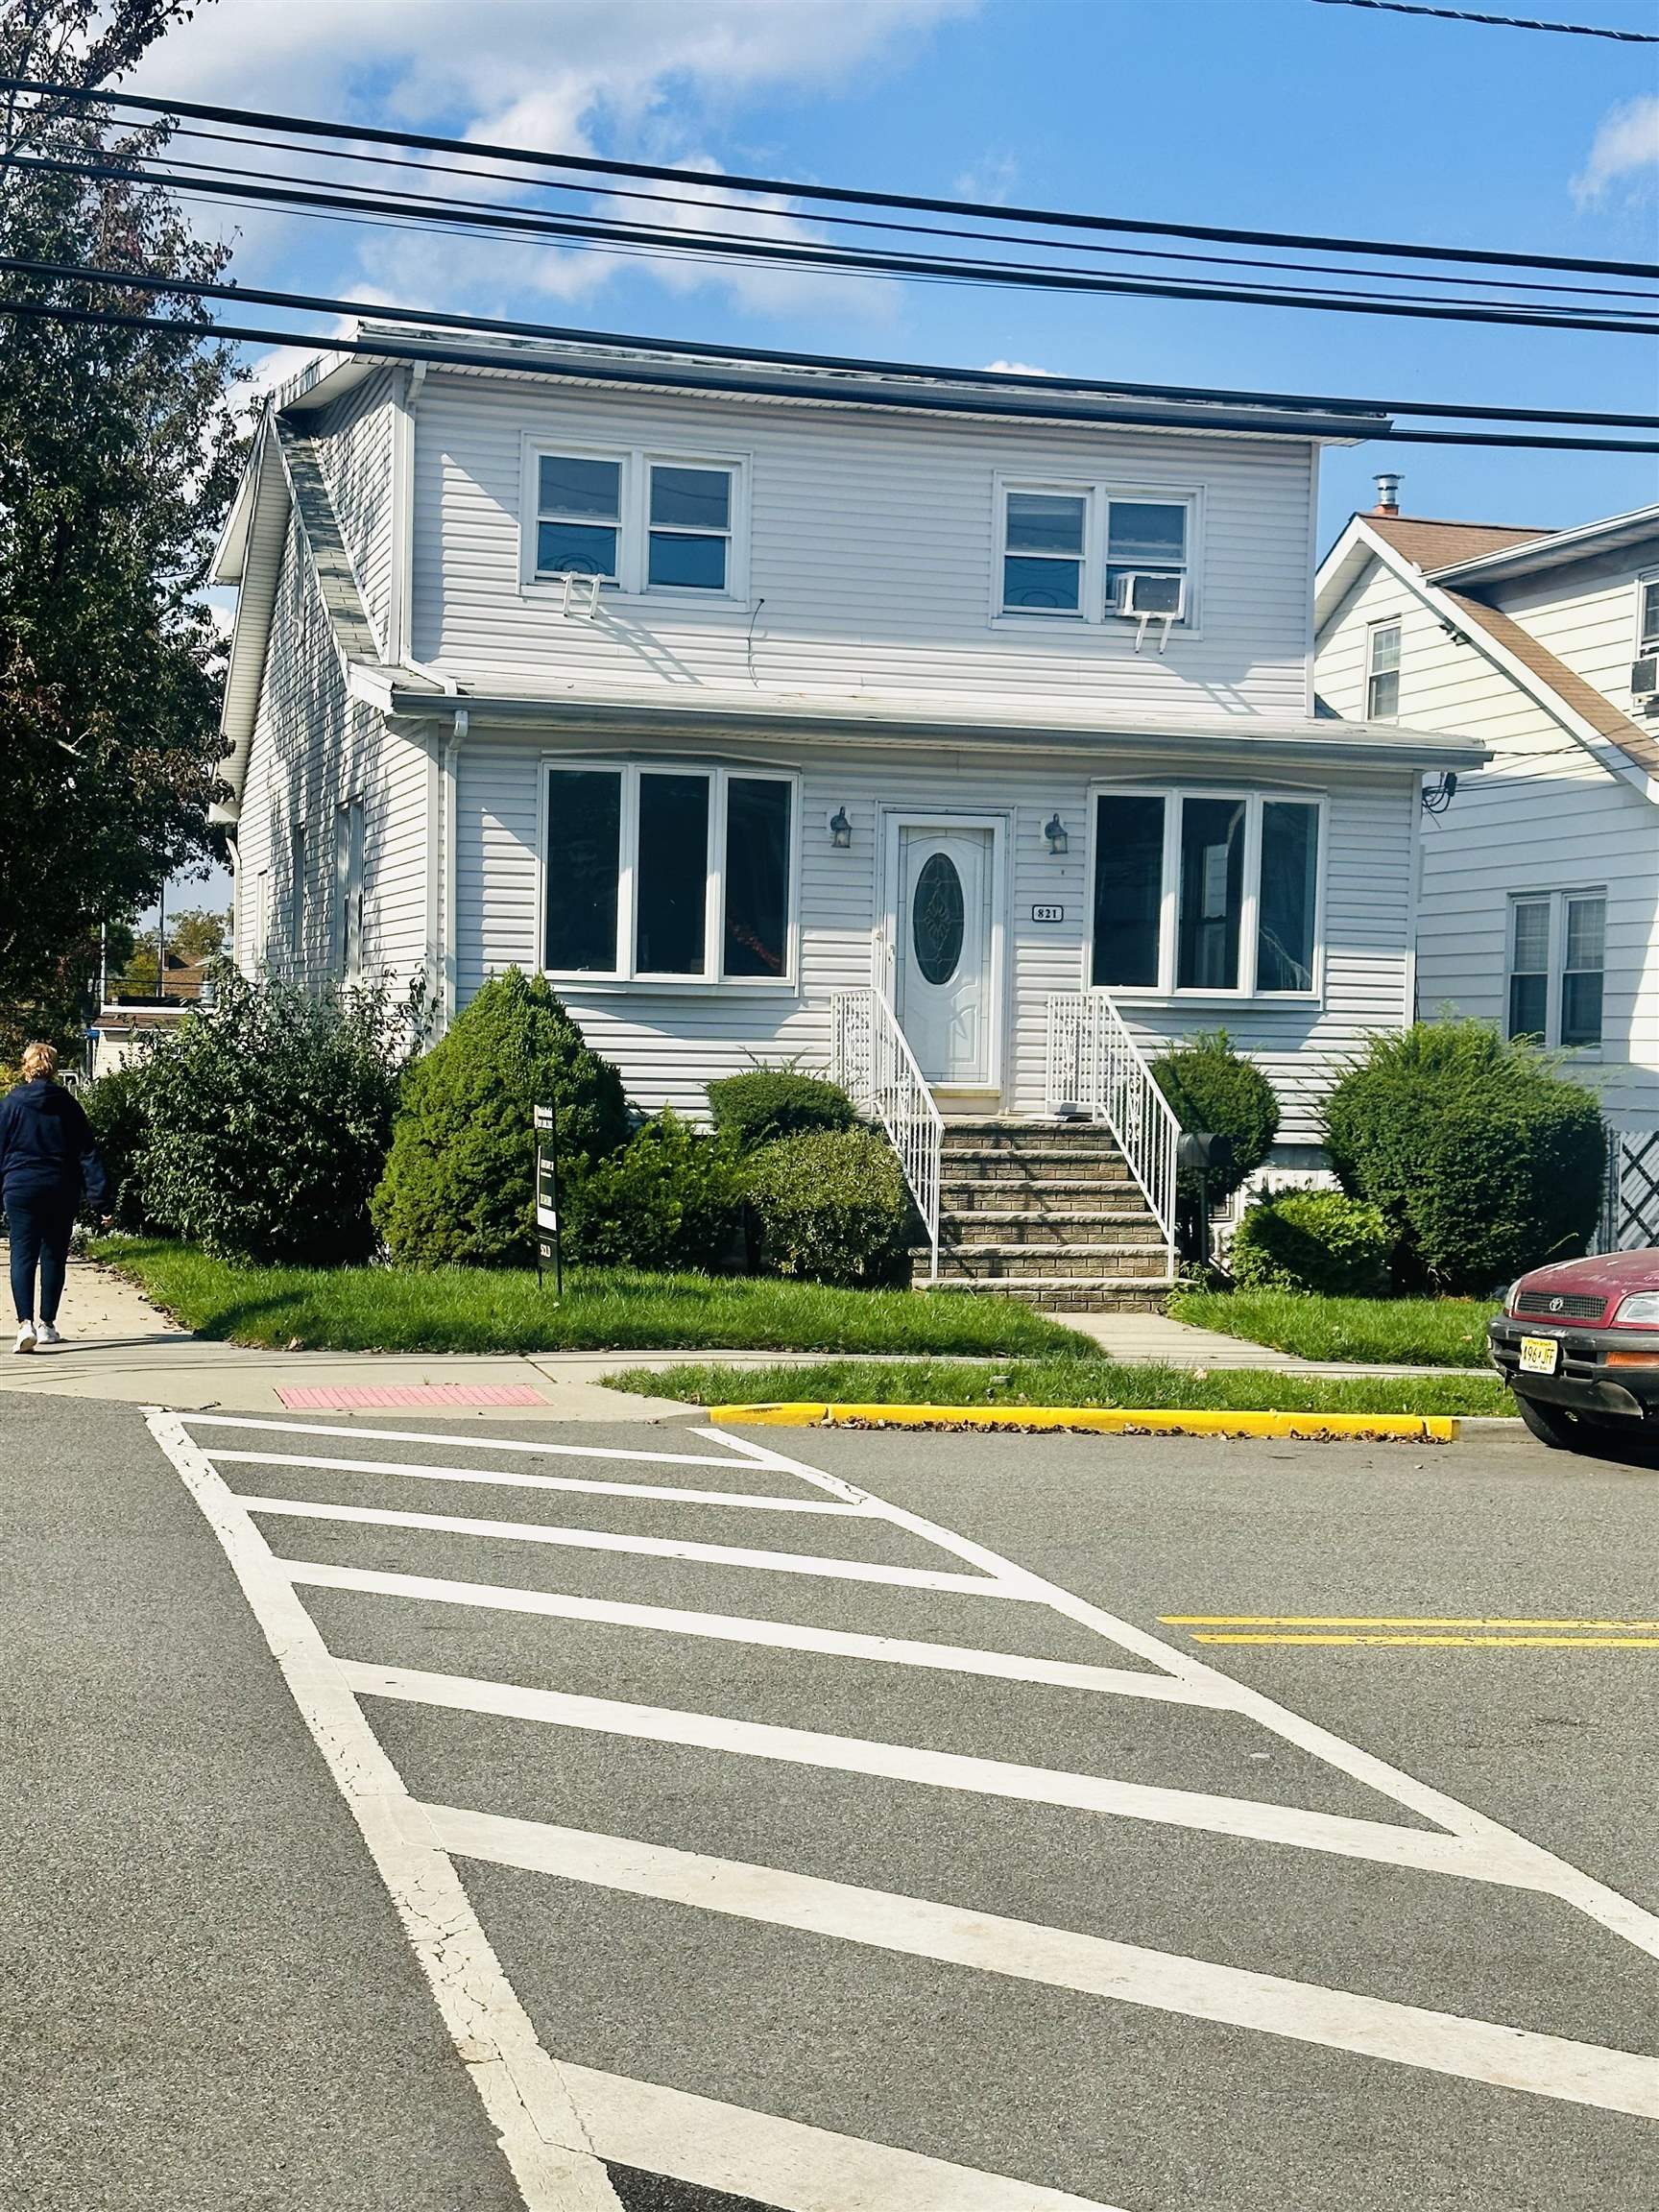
[1638, 576, 1659, 656]
[530, 448, 742, 596]
[1365, 620, 1401, 720]
[998, 481, 1197, 625]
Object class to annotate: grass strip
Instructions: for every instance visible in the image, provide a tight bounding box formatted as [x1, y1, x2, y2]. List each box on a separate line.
[1167, 1288, 1501, 1369]
[88, 1238, 1092, 1358]
[608, 1358, 1514, 1417]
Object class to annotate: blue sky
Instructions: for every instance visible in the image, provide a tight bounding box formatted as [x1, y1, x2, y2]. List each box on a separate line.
[132, 0, 1659, 918]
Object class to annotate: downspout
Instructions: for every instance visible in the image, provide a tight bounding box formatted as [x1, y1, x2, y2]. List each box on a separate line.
[442, 708, 469, 1026]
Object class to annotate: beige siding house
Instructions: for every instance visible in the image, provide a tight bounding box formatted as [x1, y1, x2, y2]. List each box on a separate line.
[1315, 493, 1659, 1132]
[213, 330, 1479, 1297]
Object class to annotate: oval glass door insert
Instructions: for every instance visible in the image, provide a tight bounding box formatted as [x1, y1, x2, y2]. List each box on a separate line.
[912, 852, 966, 985]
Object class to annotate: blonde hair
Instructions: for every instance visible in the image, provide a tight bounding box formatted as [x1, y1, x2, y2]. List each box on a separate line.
[21, 1041, 59, 1081]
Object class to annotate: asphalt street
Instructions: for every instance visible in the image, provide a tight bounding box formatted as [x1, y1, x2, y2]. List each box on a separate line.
[2, 1391, 1655, 2211]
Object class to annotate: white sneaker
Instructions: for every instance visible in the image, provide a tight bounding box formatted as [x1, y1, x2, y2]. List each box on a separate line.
[12, 1323, 35, 1355]
[36, 1323, 60, 1348]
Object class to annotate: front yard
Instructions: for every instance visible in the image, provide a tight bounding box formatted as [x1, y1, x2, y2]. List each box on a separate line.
[90, 1238, 1089, 1358]
[1167, 1287, 1501, 1368]
[612, 1358, 1514, 1417]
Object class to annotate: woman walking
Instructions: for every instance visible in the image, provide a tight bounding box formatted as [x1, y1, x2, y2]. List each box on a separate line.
[0, 1043, 110, 1353]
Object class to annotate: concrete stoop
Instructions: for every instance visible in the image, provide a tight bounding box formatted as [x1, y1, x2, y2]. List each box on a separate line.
[926, 1118, 1173, 1313]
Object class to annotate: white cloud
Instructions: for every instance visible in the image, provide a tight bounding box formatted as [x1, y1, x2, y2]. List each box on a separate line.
[954, 153, 1018, 204]
[133, 0, 972, 326]
[1572, 93, 1659, 204]
[982, 358, 1051, 376]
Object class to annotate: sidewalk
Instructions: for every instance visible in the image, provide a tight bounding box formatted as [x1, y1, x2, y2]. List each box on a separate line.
[0, 1256, 1490, 1422]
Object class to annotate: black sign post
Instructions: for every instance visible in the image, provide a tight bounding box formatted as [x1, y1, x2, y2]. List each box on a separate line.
[533, 1102, 563, 1300]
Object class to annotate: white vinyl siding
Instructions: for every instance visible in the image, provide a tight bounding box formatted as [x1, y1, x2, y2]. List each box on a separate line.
[416, 374, 1313, 714]
[459, 728, 1413, 1145]
[1488, 537, 1659, 717]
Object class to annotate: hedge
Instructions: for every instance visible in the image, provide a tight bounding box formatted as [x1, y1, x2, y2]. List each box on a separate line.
[707, 1068, 856, 1151]
[746, 1126, 914, 1286]
[564, 1110, 743, 1272]
[1230, 1189, 1393, 1297]
[1150, 1030, 1281, 1203]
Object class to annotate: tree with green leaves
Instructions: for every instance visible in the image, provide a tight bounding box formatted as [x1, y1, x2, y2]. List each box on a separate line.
[0, 0, 241, 1050]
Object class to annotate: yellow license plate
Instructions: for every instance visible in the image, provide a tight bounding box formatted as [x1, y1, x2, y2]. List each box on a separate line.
[1519, 1335, 1561, 1376]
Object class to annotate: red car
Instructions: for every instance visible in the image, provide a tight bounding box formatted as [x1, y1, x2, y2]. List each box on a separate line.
[1488, 1249, 1659, 1451]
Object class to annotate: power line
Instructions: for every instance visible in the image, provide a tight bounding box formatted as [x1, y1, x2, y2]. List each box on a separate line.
[147, 122, 1659, 304]
[5, 75, 1654, 281]
[10, 252, 1657, 431]
[1311, 0, 1657, 39]
[12, 148, 1658, 335]
[2, 294, 1655, 450]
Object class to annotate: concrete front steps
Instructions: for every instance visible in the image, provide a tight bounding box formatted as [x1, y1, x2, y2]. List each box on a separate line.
[926, 1119, 1173, 1313]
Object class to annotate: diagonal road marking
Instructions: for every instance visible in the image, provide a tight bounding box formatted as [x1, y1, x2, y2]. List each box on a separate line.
[339, 1658, 1534, 1884]
[180, 1408, 776, 1472]
[709, 1426, 1659, 1964]
[281, 1559, 1214, 1702]
[234, 1493, 1032, 1596]
[209, 1447, 865, 1516]
[425, 1800, 1659, 2119]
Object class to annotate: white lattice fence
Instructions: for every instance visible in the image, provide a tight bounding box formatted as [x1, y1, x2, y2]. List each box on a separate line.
[1601, 1131, 1659, 1252]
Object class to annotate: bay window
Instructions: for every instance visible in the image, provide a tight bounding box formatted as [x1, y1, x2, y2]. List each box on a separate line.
[1090, 787, 1322, 998]
[542, 762, 794, 985]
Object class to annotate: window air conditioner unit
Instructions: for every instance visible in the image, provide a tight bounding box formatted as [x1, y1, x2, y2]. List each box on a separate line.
[1631, 654, 1659, 706]
[1114, 569, 1187, 654]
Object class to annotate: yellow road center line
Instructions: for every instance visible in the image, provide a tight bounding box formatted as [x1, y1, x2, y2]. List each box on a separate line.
[1190, 1632, 1659, 1648]
[1160, 1616, 1659, 1630]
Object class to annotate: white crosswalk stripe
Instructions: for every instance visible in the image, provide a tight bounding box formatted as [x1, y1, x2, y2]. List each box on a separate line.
[149, 1407, 1659, 2212]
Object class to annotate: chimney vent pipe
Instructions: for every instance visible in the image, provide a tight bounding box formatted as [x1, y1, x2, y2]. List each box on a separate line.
[1373, 471, 1402, 516]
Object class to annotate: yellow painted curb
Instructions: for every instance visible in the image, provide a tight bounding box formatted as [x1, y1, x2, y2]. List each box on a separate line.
[710, 1403, 1459, 1442]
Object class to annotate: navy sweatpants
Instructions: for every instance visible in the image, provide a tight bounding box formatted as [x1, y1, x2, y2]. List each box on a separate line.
[6, 1186, 77, 1325]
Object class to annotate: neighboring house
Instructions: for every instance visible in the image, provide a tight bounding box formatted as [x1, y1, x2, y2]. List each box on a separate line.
[1315, 486, 1659, 1132]
[212, 329, 1479, 1298]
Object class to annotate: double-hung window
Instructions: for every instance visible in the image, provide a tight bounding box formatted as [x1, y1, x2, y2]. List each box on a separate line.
[1091, 787, 1322, 998]
[543, 762, 795, 985]
[1507, 890, 1604, 1048]
[529, 446, 743, 596]
[998, 480, 1197, 625]
[1365, 620, 1402, 720]
[1638, 576, 1659, 657]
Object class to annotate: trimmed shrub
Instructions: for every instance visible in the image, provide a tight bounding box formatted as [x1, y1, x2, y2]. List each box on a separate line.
[564, 1111, 743, 1272]
[1322, 1021, 1604, 1293]
[746, 1126, 914, 1286]
[79, 1060, 155, 1230]
[1230, 1189, 1393, 1297]
[707, 1068, 856, 1152]
[139, 975, 405, 1264]
[1150, 1031, 1281, 1203]
[373, 969, 629, 1269]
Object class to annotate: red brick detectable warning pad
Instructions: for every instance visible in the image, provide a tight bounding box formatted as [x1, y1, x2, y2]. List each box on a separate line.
[275, 1383, 551, 1411]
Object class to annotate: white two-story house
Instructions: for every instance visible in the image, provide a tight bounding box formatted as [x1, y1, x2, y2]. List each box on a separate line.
[1316, 489, 1659, 1141]
[213, 328, 1479, 1294]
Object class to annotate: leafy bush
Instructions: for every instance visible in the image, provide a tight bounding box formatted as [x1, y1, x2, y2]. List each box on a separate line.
[564, 1111, 743, 1272]
[1322, 1021, 1605, 1293]
[707, 1067, 856, 1152]
[139, 975, 406, 1264]
[746, 1126, 914, 1286]
[1230, 1189, 1393, 1297]
[373, 969, 629, 1268]
[79, 1060, 155, 1230]
[1150, 1030, 1281, 1202]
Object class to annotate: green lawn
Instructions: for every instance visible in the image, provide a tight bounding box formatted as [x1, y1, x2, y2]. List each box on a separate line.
[1168, 1287, 1502, 1368]
[611, 1358, 1513, 1418]
[90, 1238, 1091, 1358]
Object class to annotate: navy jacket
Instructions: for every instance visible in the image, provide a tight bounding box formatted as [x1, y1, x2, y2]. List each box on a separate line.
[0, 1077, 110, 1211]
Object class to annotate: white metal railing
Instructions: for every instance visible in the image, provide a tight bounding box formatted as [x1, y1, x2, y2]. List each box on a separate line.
[830, 987, 944, 1279]
[1046, 990, 1179, 1277]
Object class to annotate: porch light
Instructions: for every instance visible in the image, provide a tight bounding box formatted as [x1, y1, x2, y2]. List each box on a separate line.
[829, 806, 853, 849]
[1043, 812, 1069, 855]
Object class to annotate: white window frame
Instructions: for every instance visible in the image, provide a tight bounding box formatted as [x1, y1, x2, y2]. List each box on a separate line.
[1084, 782, 1327, 1002]
[1635, 569, 1659, 656]
[1505, 887, 1605, 1054]
[992, 474, 1202, 634]
[520, 437, 751, 603]
[1365, 618, 1402, 721]
[334, 796, 365, 982]
[538, 757, 799, 991]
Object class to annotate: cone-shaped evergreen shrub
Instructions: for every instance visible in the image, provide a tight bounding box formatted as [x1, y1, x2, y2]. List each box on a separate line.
[1322, 1021, 1604, 1292]
[373, 970, 629, 1267]
[1149, 1030, 1280, 1203]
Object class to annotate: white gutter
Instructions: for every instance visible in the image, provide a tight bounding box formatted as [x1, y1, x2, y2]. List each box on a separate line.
[442, 708, 469, 1024]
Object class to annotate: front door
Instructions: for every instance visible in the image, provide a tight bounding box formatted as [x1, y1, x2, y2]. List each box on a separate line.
[894, 824, 996, 1086]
